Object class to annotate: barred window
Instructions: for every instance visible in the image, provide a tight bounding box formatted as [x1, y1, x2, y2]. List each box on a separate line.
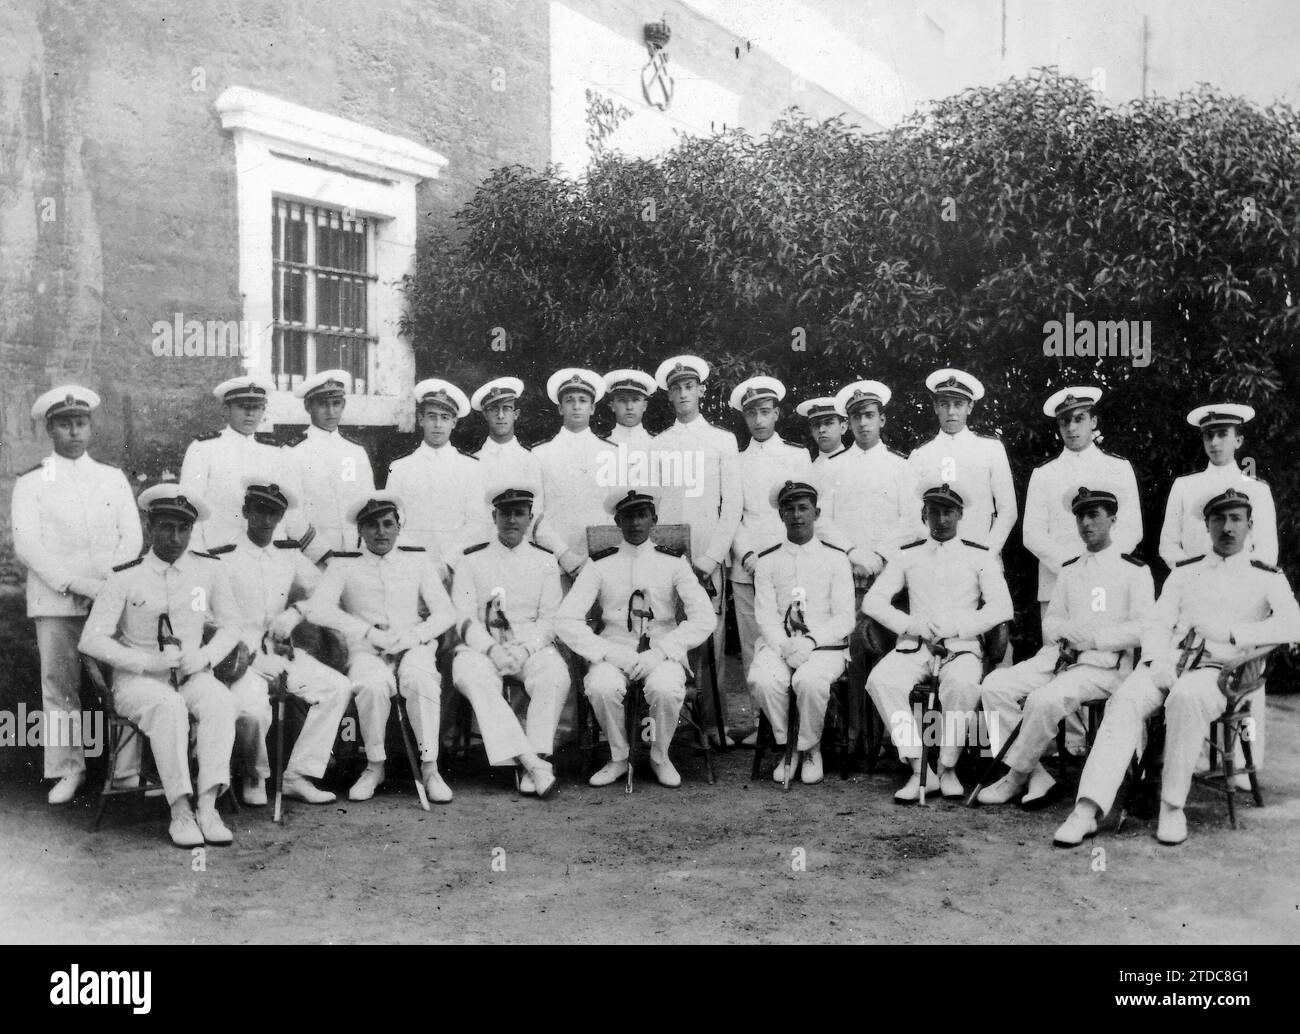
[271, 199, 377, 393]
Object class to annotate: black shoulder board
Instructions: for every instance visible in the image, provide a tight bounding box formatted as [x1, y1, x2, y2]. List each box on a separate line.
[590, 546, 619, 562]
[1176, 555, 1204, 567]
[194, 430, 221, 442]
[1121, 552, 1146, 567]
[758, 543, 782, 558]
[530, 541, 553, 554]
[324, 551, 361, 561]
[900, 538, 927, 550]
[822, 542, 847, 553]
[1251, 559, 1280, 573]
[112, 556, 144, 572]
[975, 431, 1002, 441]
[535, 432, 559, 446]
[783, 440, 804, 448]
[338, 429, 364, 446]
[457, 448, 479, 461]
[207, 544, 237, 556]
[826, 447, 848, 461]
[1098, 447, 1130, 461]
[17, 462, 43, 476]
[962, 539, 990, 550]
[463, 542, 489, 554]
[273, 539, 300, 549]
[655, 544, 684, 558]
[516, 440, 533, 452]
[887, 447, 907, 460]
[189, 550, 219, 560]
[1062, 555, 1080, 567]
[253, 432, 279, 446]
[397, 545, 426, 552]
[284, 432, 307, 448]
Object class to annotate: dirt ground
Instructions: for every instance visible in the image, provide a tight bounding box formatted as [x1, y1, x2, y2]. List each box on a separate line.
[3, 674, 1299, 945]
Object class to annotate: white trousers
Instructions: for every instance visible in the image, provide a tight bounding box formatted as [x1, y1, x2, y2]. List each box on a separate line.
[867, 645, 983, 767]
[451, 646, 570, 764]
[111, 670, 236, 806]
[229, 654, 353, 780]
[347, 645, 442, 764]
[36, 616, 88, 778]
[732, 581, 759, 681]
[585, 660, 686, 765]
[1077, 665, 1226, 816]
[747, 643, 846, 751]
[980, 651, 1120, 773]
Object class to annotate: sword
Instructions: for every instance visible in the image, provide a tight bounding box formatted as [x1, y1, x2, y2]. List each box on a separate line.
[486, 587, 514, 645]
[1053, 640, 1081, 675]
[626, 589, 654, 794]
[157, 614, 181, 691]
[1175, 628, 1206, 677]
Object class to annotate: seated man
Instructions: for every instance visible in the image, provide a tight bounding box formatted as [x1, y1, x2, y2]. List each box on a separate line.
[304, 492, 456, 804]
[747, 480, 854, 785]
[211, 478, 353, 807]
[978, 485, 1154, 807]
[450, 484, 566, 799]
[79, 485, 240, 848]
[863, 482, 1013, 803]
[1055, 487, 1300, 847]
[555, 489, 715, 788]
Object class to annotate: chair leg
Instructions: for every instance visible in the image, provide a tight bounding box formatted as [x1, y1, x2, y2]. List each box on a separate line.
[92, 721, 124, 833]
[864, 701, 883, 775]
[1220, 721, 1238, 830]
[835, 682, 851, 779]
[1240, 733, 1263, 808]
[782, 687, 799, 792]
[750, 710, 769, 781]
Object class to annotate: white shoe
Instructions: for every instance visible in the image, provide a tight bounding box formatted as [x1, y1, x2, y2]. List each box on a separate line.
[1021, 765, 1061, 809]
[530, 762, 558, 800]
[47, 775, 84, 805]
[168, 811, 204, 849]
[977, 773, 1026, 805]
[422, 765, 453, 804]
[772, 750, 797, 784]
[1156, 803, 1188, 845]
[282, 773, 336, 804]
[1053, 807, 1098, 847]
[589, 760, 629, 787]
[938, 767, 965, 799]
[740, 730, 759, 747]
[800, 746, 824, 784]
[650, 757, 681, 788]
[894, 768, 938, 804]
[196, 808, 233, 846]
[518, 771, 536, 795]
[348, 764, 384, 802]
[242, 776, 268, 807]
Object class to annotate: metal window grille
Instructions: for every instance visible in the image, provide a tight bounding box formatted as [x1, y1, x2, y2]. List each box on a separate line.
[271, 199, 378, 393]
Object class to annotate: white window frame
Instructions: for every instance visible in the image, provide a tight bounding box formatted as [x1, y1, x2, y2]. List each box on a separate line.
[216, 86, 448, 429]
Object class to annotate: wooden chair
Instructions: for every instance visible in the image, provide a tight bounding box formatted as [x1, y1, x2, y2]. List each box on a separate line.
[576, 523, 715, 787]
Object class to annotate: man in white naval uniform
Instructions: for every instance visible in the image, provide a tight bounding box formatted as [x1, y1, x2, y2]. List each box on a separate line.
[532, 368, 611, 580]
[1159, 403, 1278, 772]
[908, 369, 1017, 554]
[1055, 487, 1300, 847]
[979, 485, 1154, 808]
[1023, 387, 1142, 613]
[796, 396, 847, 476]
[470, 377, 544, 523]
[555, 489, 715, 788]
[747, 480, 854, 785]
[181, 375, 310, 552]
[386, 379, 487, 577]
[864, 482, 1014, 802]
[651, 355, 742, 739]
[451, 485, 566, 798]
[80, 485, 240, 848]
[602, 368, 657, 451]
[284, 369, 375, 564]
[211, 479, 352, 807]
[305, 492, 457, 804]
[728, 376, 812, 683]
[12, 385, 143, 804]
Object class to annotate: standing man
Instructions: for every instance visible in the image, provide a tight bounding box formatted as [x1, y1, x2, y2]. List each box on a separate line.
[1023, 388, 1142, 612]
[978, 485, 1154, 807]
[285, 369, 375, 565]
[79, 485, 240, 848]
[470, 377, 544, 521]
[451, 485, 567, 798]
[12, 386, 143, 804]
[651, 355, 742, 739]
[1055, 488, 1300, 847]
[909, 369, 1017, 554]
[555, 489, 715, 788]
[1159, 403, 1276, 568]
[386, 379, 487, 577]
[864, 482, 1014, 802]
[747, 480, 854, 785]
[181, 375, 309, 552]
[796, 397, 848, 476]
[212, 479, 352, 807]
[603, 369, 658, 450]
[729, 376, 812, 683]
[305, 492, 456, 804]
[532, 368, 611, 580]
